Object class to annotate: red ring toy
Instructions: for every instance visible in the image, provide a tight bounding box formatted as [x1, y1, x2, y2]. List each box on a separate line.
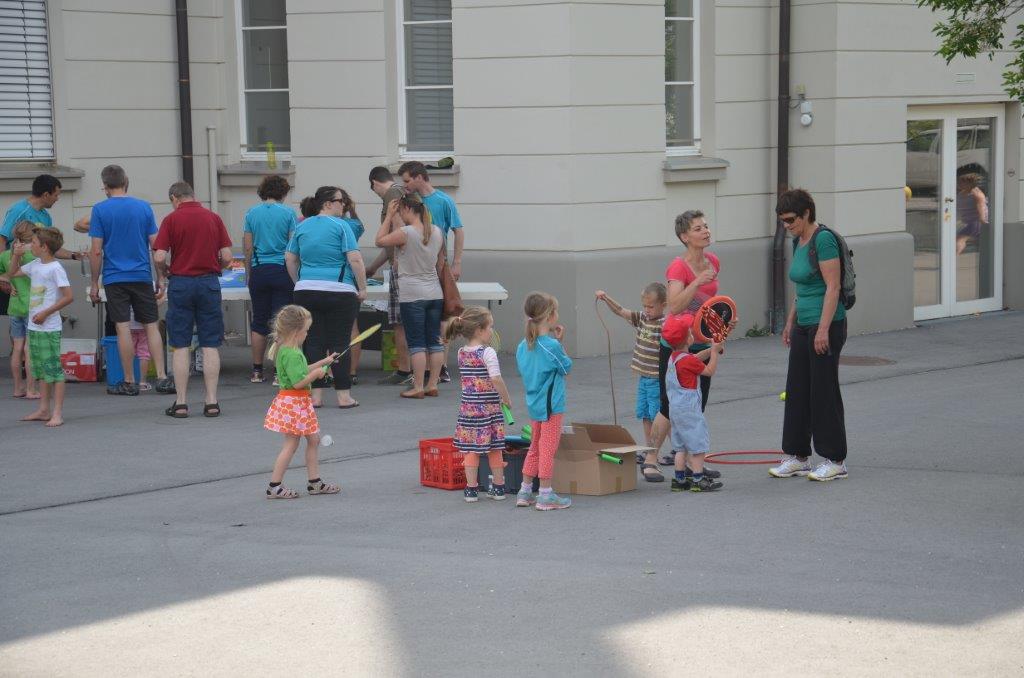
[692, 295, 738, 344]
[704, 450, 786, 465]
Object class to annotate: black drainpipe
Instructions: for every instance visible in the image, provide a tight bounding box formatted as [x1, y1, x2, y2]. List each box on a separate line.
[175, 0, 194, 187]
[770, 0, 791, 333]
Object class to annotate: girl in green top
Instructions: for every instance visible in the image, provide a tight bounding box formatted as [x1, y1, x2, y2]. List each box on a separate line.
[0, 221, 39, 398]
[771, 189, 849, 483]
[263, 304, 342, 499]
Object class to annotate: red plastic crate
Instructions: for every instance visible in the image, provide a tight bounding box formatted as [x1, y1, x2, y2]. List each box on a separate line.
[419, 437, 468, 490]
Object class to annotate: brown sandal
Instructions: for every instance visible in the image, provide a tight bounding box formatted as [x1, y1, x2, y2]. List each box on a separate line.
[400, 389, 424, 399]
[641, 463, 665, 482]
[307, 479, 340, 495]
[424, 389, 439, 397]
[266, 484, 298, 499]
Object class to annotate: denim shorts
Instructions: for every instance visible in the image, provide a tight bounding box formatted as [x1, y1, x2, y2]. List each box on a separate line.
[635, 375, 661, 420]
[9, 315, 28, 339]
[399, 298, 443, 355]
[166, 274, 224, 349]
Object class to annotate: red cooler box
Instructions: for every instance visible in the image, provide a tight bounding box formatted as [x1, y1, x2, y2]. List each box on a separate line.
[60, 338, 98, 382]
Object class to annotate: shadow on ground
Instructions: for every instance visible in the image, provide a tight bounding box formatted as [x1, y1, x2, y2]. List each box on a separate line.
[1, 313, 1023, 675]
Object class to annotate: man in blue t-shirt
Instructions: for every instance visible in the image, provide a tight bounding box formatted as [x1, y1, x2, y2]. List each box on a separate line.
[0, 174, 62, 250]
[398, 161, 464, 280]
[87, 164, 174, 397]
[0, 174, 83, 315]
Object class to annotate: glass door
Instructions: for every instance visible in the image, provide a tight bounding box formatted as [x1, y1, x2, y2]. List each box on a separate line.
[907, 106, 1004, 320]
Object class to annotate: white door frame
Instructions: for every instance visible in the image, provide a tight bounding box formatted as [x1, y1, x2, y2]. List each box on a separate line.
[909, 104, 1004, 321]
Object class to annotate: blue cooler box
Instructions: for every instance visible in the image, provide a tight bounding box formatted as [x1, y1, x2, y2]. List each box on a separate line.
[102, 336, 140, 387]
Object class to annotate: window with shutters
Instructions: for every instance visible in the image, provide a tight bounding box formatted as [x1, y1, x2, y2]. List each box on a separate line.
[237, 0, 290, 155]
[665, 0, 699, 155]
[397, 0, 453, 157]
[0, 0, 55, 160]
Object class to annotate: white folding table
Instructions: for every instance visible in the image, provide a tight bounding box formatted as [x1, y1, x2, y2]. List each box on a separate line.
[90, 281, 509, 349]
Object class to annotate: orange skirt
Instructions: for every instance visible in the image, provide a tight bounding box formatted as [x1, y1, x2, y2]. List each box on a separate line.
[264, 389, 319, 436]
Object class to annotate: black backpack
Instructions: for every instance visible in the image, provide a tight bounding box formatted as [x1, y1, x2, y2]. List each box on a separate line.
[794, 224, 856, 310]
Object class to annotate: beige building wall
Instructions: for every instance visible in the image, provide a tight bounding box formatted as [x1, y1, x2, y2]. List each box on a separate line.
[2, 0, 1023, 356]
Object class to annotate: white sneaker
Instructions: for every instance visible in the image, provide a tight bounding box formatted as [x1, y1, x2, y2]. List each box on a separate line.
[808, 460, 848, 482]
[769, 455, 812, 478]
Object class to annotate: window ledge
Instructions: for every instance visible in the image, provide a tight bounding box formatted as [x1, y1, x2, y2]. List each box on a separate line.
[388, 162, 461, 189]
[663, 156, 729, 184]
[218, 161, 296, 189]
[0, 163, 85, 193]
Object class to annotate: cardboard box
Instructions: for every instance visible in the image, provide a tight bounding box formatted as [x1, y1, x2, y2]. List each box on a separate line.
[60, 338, 98, 382]
[551, 423, 647, 496]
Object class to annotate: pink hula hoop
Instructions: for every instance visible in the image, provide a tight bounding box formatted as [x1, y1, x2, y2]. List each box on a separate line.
[704, 450, 786, 465]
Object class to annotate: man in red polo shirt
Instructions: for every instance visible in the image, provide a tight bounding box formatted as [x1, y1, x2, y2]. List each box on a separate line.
[153, 181, 233, 419]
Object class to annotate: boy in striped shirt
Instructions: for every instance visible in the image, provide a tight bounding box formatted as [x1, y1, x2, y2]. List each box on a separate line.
[595, 283, 667, 480]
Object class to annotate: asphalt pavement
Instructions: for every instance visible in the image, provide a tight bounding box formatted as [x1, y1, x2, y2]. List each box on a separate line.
[1, 312, 1022, 676]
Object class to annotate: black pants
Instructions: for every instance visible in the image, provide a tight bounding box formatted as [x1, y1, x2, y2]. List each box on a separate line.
[658, 343, 711, 418]
[293, 289, 359, 390]
[782, 319, 848, 462]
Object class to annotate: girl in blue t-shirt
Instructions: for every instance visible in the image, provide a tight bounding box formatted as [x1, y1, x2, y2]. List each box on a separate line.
[515, 292, 573, 511]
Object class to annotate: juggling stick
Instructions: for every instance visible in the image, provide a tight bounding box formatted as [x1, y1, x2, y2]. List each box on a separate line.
[331, 324, 382, 361]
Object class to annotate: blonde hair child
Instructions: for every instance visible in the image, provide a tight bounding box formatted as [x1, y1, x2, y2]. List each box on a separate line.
[2, 227, 73, 427]
[595, 283, 668, 482]
[263, 305, 342, 499]
[515, 292, 574, 511]
[444, 307, 512, 502]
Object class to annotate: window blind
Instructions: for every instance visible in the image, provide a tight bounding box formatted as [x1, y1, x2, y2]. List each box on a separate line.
[402, 0, 453, 153]
[0, 0, 54, 159]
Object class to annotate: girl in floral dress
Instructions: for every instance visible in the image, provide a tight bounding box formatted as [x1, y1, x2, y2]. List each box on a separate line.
[264, 304, 342, 499]
[445, 307, 512, 503]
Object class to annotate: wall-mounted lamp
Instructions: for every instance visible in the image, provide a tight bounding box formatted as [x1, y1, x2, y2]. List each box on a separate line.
[799, 99, 813, 127]
[794, 85, 813, 127]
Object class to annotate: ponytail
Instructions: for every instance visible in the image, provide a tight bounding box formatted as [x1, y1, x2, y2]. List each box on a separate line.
[299, 196, 317, 219]
[301, 186, 342, 218]
[523, 292, 558, 349]
[444, 306, 491, 345]
[443, 315, 464, 345]
[399, 195, 431, 245]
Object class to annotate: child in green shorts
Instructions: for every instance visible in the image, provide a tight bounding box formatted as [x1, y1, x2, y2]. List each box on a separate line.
[1, 227, 73, 427]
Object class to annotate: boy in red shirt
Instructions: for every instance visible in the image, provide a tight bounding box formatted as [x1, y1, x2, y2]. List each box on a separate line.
[661, 313, 723, 492]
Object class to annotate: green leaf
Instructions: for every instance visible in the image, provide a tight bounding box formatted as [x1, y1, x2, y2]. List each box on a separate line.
[918, 0, 1024, 103]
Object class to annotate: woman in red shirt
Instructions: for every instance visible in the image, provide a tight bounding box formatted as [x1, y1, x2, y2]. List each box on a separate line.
[644, 210, 725, 476]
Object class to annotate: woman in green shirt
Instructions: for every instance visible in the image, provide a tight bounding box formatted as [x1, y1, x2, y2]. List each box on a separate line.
[770, 189, 849, 482]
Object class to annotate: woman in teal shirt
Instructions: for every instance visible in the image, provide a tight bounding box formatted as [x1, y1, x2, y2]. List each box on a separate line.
[771, 189, 849, 483]
[244, 175, 297, 383]
[285, 186, 367, 409]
